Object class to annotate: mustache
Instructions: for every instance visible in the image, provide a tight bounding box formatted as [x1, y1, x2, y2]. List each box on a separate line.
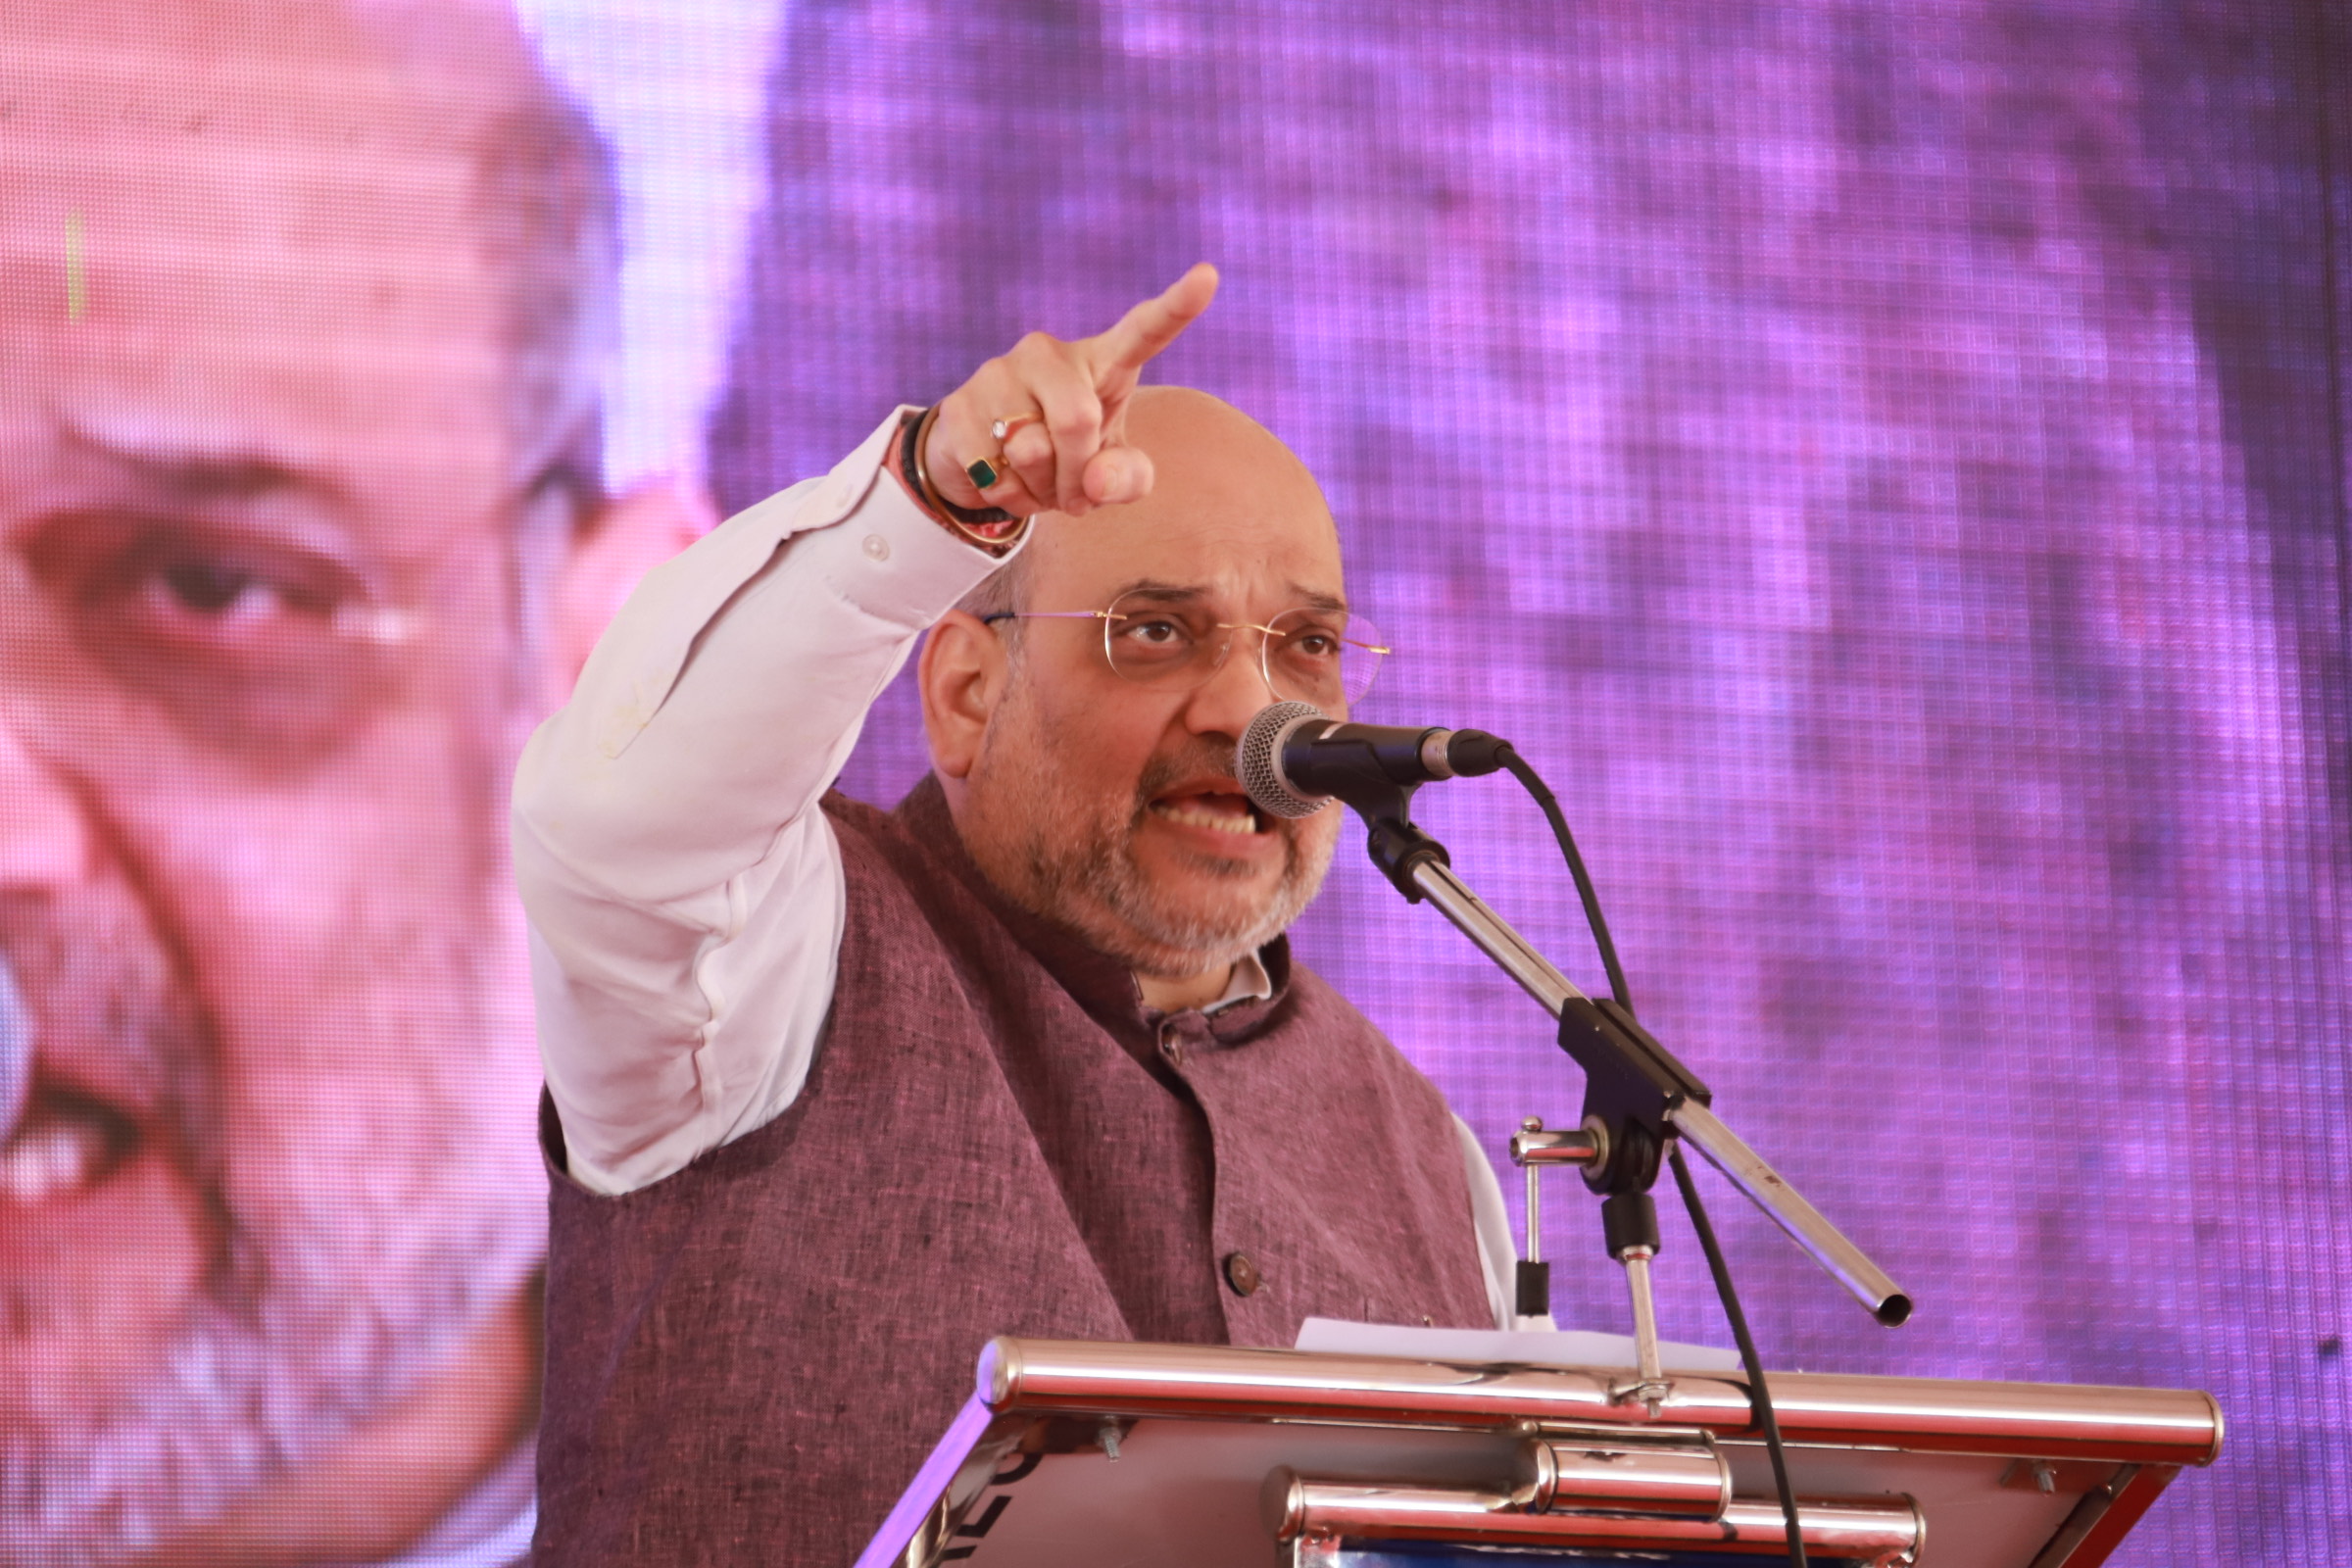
[0, 894, 217, 1193]
[1130, 736, 1290, 830]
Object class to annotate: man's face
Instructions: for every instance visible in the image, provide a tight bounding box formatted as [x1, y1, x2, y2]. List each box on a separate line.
[0, 4, 554, 1554]
[957, 394, 1349, 981]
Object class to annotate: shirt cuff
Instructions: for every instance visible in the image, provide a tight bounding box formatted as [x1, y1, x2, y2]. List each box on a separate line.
[821, 407, 1029, 630]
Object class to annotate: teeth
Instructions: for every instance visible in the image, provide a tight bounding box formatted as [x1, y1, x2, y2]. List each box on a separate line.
[1154, 802, 1259, 836]
[0, 1106, 108, 1205]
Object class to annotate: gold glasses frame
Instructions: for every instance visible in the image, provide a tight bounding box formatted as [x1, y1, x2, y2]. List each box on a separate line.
[982, 588, 1390, 709]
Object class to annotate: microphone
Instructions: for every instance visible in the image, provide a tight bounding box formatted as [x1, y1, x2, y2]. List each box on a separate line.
[0, 956, 29, 1150]
[1239, 700, 1511, 820]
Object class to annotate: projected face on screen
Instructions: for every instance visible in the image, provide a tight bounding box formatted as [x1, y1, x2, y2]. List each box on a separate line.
[0, 0, 621, 1557]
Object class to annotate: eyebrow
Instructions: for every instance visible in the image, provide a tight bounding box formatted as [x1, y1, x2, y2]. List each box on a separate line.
[54, 415, 351, 510]
[1109, 577, 1350, 614]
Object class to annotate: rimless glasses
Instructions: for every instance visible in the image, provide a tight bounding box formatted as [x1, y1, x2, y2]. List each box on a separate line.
[982, 586, 1389, 711]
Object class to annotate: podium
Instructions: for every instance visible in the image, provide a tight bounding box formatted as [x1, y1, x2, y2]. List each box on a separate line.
[858, 1338, 2221, 1568]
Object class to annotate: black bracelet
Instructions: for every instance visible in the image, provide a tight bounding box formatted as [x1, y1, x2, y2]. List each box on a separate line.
[900, 408, 1017, 530]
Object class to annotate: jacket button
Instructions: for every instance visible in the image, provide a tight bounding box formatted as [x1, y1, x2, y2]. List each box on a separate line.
[1222, 1251, 1262, 1297]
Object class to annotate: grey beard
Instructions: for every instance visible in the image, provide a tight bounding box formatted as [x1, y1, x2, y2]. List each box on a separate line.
[969, 718, 1340, 980]
[1043, 799, 1330, 979]
[0, 902, 541, 1567]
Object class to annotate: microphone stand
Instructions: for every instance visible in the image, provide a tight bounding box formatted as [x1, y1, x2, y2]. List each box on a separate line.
[1355, 813, 1911, 1329]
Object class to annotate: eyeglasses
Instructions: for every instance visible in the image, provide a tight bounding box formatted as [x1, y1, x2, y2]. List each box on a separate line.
[983, 587, 1390, 710]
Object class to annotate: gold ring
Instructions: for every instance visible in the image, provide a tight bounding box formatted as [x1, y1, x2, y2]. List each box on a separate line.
[964, 457, 1003, 490]
[990, 412, 1041, 444]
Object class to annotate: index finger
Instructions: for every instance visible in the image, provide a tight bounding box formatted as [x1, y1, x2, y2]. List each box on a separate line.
[1088, 262, 1220, 376]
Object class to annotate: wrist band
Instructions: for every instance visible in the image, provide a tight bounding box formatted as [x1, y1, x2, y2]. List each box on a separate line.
[901, 408, 1025, 551]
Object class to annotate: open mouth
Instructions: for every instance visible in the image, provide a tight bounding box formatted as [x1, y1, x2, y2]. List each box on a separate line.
[0, 1089, 135, 1206]
[1148, 786, 1267, 838]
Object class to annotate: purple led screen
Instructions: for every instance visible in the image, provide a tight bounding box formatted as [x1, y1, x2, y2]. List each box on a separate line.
[711, 1, 2349, 1560]
[0, 0, 2343, 1562]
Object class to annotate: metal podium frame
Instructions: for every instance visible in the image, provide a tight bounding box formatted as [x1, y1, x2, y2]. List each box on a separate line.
[858, 1339, 2221, 1568]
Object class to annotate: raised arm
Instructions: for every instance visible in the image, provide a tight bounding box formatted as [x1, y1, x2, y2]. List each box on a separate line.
[514, 267, 1217, 1195]
[512, 414, 994, 1193]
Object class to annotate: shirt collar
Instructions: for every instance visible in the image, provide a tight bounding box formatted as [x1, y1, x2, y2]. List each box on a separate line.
[1205, 948, 1276, 1015]
[891, 774, 1291, 1039]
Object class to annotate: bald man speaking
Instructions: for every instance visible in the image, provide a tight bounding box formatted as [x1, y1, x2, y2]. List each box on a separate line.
[515, 267, 1516, 1565]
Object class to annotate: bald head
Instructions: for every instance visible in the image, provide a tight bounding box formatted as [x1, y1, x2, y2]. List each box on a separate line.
[961, 386, 1339, 622]
[1111, 385, 1336, 536]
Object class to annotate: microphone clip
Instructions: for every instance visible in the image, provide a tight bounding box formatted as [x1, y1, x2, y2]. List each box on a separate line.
[1362, 813, 1453, 905]
[1556, 997, 1712, 1198]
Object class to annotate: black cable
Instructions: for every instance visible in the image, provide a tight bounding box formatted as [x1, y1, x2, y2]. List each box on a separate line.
[1672, 1148, 1807, 1568]
[1494, 745, 1633, 1011]
[1494, 744, 1806, 1566]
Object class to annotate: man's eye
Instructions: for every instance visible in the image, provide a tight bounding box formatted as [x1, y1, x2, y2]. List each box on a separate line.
[152, 558, 306, 622]
[1124, 617, 1189, 647]
[23, 514, 393, 765]
[1288, 631, 1340, 658]
[111, 536, 347, 643]
[158, 559, 263, 615]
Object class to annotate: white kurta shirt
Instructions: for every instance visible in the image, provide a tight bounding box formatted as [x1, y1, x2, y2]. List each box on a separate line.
[513, 409, 1524, 1329]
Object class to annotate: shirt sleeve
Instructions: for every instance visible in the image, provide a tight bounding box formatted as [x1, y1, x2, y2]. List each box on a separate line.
[513, 409, 1016, 1195]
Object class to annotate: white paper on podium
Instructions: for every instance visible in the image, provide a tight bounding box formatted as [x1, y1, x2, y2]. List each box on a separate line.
[1295, 1316, 1744, 1373]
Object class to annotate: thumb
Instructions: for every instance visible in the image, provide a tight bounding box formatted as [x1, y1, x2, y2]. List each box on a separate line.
[1083, 444, 1156, 508]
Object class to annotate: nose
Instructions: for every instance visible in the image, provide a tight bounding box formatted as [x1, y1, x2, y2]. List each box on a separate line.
[1181, 627, 1283, 741]
[0, 717, 89, 892]
[0, 717, 87, 1145]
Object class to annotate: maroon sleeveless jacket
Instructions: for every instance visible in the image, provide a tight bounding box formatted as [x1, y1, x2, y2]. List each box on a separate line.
[534, 779, 1492, 1566]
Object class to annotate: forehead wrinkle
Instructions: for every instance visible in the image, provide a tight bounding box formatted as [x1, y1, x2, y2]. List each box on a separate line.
[3, 0, 606, 495]
[1108, 577, 1212, 605]
[1102, 576, 1349, 612]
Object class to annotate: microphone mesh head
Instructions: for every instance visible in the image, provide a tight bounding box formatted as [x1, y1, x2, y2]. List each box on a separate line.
[1239, 701, 1329, 819]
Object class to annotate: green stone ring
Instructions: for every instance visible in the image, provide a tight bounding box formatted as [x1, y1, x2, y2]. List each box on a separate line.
[964, 457, 1002, 490]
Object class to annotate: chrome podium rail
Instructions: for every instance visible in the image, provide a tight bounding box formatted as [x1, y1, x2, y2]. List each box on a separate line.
[1519, 1432, 1732, 1517]
[1406, 856, 1913, 1325]
[1267, 1474, 1925, 1566]
[978, 1339, 2227, 1467]
[859, 1338, 2223, 1568]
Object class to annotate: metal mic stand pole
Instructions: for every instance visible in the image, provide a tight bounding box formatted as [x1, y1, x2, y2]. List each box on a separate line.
[1358, 816, 1912, 1329]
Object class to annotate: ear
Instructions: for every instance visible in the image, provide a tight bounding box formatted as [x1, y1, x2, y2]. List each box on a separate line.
[919, 609, 1009, 782]
[547, 474, 714, 696]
